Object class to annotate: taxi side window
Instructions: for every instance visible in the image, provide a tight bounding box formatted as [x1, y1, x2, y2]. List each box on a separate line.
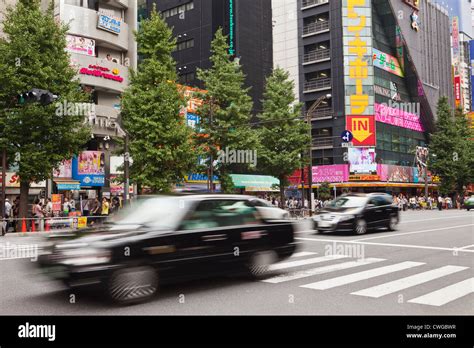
[180, 200, 260, 230]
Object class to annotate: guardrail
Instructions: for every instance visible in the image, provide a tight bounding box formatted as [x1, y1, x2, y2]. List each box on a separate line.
[309, 107, 333, 120]
[303, 49, 330, 64]
[1, 216, 110, 234]
[303, 21, 329, 36]
[304, 78, 331, 92]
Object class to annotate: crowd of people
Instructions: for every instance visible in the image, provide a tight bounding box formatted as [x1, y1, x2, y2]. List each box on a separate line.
[1, 195, 123, 233]
[393, 194, 470, 211]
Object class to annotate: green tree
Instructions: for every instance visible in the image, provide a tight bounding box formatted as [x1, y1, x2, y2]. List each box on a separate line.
[428, 97, 473, 195]
[0, 0, 90, 219]
[120, 8, 196, 192]
[196, 28, 258, 193]
[318, 182, 332, 201]
[257, 68, 310, 207]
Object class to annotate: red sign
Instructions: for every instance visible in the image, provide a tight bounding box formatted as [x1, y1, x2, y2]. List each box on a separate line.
[79, 65, 124, 83]
[454, 76, 461, 106]
[346, 115, 376, 147]
[52, 194, 62, 212]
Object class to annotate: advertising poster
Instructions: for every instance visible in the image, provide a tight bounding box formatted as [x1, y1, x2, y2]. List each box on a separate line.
[375, 103, 424, 132]
[52, 194, 62, 212]
[454, 76, 461, 107]
[378, 165, 413, 183]
[72, 151, 105, 187]
[53, 159, 72, 178]
[312, 165, 349, 183]
[346, 115, 376, 147]
[66, 34, 95, 57]
[372, 48, 404, 77]
[415, 146, 428, 175]
[349, 148, 377, 174]
[97, 14, 121, 34]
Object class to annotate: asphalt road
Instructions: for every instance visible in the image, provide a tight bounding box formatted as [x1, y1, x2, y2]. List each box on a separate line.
[0, 209, 472, 315]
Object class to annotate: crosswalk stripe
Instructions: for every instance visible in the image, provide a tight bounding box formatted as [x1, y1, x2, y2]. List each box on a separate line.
[291, 252, 318, 258]
[269, 255, 348, 271]
[263, 258, 385, 284]
[407, 277, 474, 306]
[300, 261, 425, 290]
[351, 265, 469, 298]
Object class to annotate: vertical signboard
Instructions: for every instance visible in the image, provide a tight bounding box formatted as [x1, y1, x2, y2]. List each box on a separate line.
[228, 0, 235, 55]
[470, 40, 474, 112]
[452, 17, 459, 72]
[454, 75, 461, 107]
[343, 0, 374, 147]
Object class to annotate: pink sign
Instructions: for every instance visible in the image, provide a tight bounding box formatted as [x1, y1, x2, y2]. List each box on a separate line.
[375, 103, 424, 132]
[312, 165, 348, 183]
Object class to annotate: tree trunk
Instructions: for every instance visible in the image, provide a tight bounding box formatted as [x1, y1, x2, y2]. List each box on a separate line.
[279, 176, 285, 209]
[18, 180, 30, 230]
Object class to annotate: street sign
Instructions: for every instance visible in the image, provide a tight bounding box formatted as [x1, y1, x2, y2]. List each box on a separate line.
[341, 130, 353, 143]
[342, 142, 353, 148]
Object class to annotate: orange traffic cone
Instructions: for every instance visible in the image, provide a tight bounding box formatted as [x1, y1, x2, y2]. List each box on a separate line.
[30, 220, 35, 232]
[21, 218, 27, 233]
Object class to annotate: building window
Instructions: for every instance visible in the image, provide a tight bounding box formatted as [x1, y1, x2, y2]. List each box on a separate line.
[161, 1, 194, 19]
[177, 38, 194, 51]
[179, 71, 195, 85]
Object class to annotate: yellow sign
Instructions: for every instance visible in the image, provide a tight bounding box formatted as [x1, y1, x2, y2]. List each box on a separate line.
[77, 217, 87, 229]
[351, 117, 373, 142]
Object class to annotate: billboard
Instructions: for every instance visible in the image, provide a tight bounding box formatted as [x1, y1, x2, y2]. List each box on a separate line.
[378, 164, 413, 183]
[346, 115, 376, 147]
[72, 151, 105, 187]
[312, 165, 349, 183]
[372, 48, 404, 77]
[375, 103, 424, 132]
[454, 75, 461, 107]
[348, 148, 377, 174]
[342, 0, 374, 121]
[53, 159, 72, 178]
[415, 146, 428, 175]
[97, 14, 121, 34]
[66, 35, 95, 57]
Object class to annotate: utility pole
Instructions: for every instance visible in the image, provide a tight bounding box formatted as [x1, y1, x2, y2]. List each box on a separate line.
[208, 98, 214, 193]
[1, 148, 6, 234]
[123, 132, 130, 206]
[305, 94, 332, 216]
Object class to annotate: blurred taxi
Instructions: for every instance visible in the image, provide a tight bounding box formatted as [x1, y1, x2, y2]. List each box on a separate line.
[37, 195, 296, 304]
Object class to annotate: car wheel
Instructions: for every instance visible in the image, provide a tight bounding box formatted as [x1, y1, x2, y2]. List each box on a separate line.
[247, 250, 278, 279]
[387, 215, 398, 231]
[107, 265, 158, 305]
[355, 219, 367, 235]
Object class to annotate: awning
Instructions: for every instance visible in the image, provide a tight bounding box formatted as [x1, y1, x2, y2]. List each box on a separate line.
[230, 174, 280, 192]
[54, 180, 81, 191]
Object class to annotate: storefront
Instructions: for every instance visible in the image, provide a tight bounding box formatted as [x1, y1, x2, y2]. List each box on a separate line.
[230, 174, 279, 193]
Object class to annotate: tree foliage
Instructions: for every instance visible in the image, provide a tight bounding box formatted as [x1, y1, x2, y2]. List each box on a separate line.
[196, 28, 258, 193]
[120, 8, 196, 192]
[428, 97, 474, 195]
[318, 182, 332, 201]
[257, 68, 310, 207]
[0, 0, 90, 217]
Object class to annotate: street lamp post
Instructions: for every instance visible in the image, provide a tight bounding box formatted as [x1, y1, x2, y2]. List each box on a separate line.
[305, 94, 332, 216]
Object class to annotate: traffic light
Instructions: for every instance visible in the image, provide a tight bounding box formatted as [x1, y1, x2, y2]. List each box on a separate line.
[17, 89, 58, 106]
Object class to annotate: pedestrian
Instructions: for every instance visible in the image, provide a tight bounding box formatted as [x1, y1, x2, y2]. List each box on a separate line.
[438, 195, 443, 211]
[409, 196, 416, 210]
[4, 198, 12, 234]
[101, 197, 109, 223]
[82, 196, 90, 217]
[33, 199, 45, 231]
[112, 195, 120, 213]
[12, 197, 19, 232]
[62, 198, 71, 217]
[45, 198, 53, 218]
[90, 197, 101, 225]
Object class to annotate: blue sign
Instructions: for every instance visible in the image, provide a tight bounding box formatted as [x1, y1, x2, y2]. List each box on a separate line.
[470, 40, 474, 112]
[98, 14, 121, 34]
[186, 173, 219, 183]
[72, 154, 105, 187]
[57, 183, 81, 191]
[341, 130, 353, 143]
[186, 113, 200, 130]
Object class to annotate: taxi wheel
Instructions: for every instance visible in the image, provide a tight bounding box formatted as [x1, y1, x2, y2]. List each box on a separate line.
[355, 219, 367, 235]
[387, 215, 398, 231]
[247, 250, 277, 279]
[107, 265, 158, 305]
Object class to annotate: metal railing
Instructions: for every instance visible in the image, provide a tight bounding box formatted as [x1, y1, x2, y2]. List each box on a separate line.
[302, 0, 329, 9]
[309, 107, 333, 120]
[312, 137, 333, 148]
[303, 49, 330, 64]
[304, 78, 331, 92]
[303, 20, 329, 36]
